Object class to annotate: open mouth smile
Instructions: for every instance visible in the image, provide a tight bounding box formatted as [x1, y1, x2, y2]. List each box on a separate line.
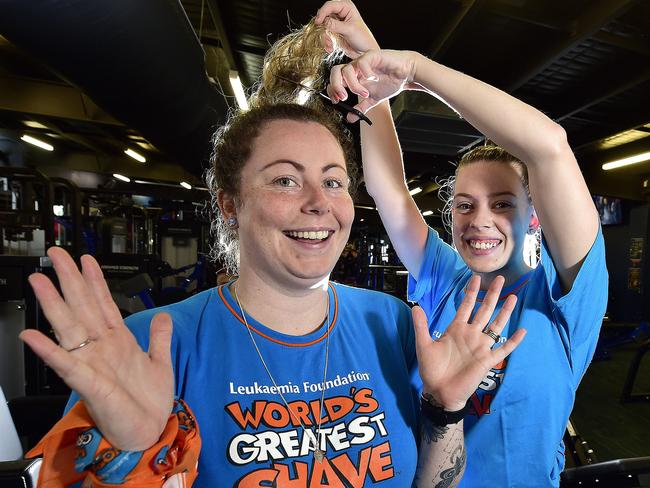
[468, 239, 502, 250]
[465, 239, 503, 255]
[284, 230, 333, 242]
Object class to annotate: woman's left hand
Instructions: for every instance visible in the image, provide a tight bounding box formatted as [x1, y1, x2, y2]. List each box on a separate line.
[413, 275, 526, 411]
[327, 49, 421, 121]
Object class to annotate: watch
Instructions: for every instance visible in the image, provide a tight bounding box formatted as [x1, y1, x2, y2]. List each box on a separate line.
[420, 393, 470, 425]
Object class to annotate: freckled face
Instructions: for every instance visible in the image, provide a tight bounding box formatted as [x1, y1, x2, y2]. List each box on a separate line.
[452, 161, 533, 285]
[235, 119, 354, 289]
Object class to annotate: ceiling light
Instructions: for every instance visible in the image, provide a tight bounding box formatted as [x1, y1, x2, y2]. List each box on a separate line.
[409, 186, 422, 196]
[124, 148, 146, 163]
[229, 70, 249, 111]
[22, 120, 49, 129]
[20, 134, 53, 151]
[422, 210, 434, 216]
[602, 151, 650, 170]
[180, 181, 192, 190]
[597, 129, 649, 150]
[113, 173, 130, 182]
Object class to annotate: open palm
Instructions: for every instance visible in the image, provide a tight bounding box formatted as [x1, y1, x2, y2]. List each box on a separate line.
[413, 275, 526, 411]
[20, 247, 174, 451]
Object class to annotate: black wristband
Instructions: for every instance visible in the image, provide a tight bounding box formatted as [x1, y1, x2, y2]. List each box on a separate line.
[420, 393, 470, 425]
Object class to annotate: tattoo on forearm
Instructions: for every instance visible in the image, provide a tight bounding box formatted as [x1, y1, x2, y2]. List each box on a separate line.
[435, 445, 466, 488]
[422, 420, 449, 444]
[415, 419, 465, 488]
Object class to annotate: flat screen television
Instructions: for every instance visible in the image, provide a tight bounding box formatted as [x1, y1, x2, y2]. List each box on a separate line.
[593, 195, 622, 225]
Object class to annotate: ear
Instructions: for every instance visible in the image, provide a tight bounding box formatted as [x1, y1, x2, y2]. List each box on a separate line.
[528, 209, 540, 234]
[217, 189, 237, 221]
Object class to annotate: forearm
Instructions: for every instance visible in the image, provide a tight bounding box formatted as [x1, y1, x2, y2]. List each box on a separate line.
[361, 101, 406, 197]
[414, 417, 466, 488]
[408, 52, 565, 164]
[361, 101, 429, 275]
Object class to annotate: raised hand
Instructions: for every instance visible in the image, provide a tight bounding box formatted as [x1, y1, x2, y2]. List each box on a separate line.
[327, 49, 420, 121]
[315, 0, 378, 57]
[413, 275, 526, 411]
[19, 247, 174, 451]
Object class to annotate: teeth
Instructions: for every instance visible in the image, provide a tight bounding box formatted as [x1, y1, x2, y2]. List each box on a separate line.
[288, 230, 329, 240]
[470, 240, 499, 250]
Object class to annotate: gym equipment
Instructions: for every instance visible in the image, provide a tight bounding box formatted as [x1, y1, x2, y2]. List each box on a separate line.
[0, 255, 70, 397]
[594, 321, 650, 362]
[0, 387, 21, 461]
[0, 167, 54, 256]
[564, 418, 597, 468]
[621, 339, 650, 403]
[561, 456, 650, 487]
[0, 458, 41, 488]
[561, 417, 650, 486]
[118, 254, 210, 312]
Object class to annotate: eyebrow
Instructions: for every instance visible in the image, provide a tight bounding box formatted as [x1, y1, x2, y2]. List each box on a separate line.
[454, 191, 518, 199]
[260, 159, 346, 173]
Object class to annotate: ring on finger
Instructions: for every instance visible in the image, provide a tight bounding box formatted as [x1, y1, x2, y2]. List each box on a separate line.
[64, 337, 94, 353]
[483, 328, 501, 343]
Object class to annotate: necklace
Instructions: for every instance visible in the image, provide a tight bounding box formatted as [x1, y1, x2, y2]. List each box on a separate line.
[232, 282, 331, 463]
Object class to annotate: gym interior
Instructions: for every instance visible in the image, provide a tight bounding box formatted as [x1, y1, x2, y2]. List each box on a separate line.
[1, 1, 649, 486]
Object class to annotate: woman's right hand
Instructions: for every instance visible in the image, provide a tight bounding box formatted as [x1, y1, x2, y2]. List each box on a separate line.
[20, 247, 174, 451]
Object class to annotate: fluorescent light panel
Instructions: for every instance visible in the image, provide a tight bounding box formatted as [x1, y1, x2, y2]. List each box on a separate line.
[602, 151, 650, 170]
[180, 181, 192, 190]
[409, 186, 422, 196]
[125, 148, 146, 163]
[229, 70, 249, 111]
[21, 134, 53, 151]
[113, 173, 130, 182]
[422, 210, 434, 216]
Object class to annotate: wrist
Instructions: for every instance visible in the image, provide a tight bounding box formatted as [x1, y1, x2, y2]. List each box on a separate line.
[409, 51, 432, 86]
[422, 390, 466, 413]
[421, 392, 469, 426]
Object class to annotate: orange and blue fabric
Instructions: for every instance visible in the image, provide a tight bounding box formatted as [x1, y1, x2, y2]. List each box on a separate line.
[26, 399, 201, 487]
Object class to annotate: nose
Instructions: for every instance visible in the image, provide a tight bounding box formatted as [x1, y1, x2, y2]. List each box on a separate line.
[302, 182, 331, 215]
[469, 204, 493, 229]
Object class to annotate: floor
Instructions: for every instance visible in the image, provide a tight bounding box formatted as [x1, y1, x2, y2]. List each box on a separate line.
[572, 338, 650, 462]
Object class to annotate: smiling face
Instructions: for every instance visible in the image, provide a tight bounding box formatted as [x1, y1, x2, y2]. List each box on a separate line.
[452, 160, 535, 286]
[233, 118, 354, 289]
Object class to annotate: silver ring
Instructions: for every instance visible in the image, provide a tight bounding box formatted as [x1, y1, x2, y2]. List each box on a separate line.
[483, 328, 501, 343]
[65, 338, 93, 353]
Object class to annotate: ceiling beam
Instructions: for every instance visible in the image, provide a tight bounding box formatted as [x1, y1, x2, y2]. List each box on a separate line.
[572, 112, 650, 151]
[0, 75, 122, 126]
[593, 31, 650, 57]
[428, 0, 477, 59]
[506, 0, 639, 92]
[554, 68, 650, 122]
[205, 0, 242, 82]
[484, 4, 569, 32]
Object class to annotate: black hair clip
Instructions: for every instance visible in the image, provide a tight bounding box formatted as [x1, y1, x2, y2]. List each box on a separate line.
[275, 74, 372, 126]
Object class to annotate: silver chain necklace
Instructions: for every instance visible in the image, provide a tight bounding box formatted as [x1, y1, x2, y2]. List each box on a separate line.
[232, 282, 331, 463]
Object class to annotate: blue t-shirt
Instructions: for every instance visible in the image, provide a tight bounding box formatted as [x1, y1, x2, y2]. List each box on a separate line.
[71, 283, 420, 487]
[409, 228, 607, 488]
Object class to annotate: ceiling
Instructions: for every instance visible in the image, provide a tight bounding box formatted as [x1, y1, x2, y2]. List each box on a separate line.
[1, 0, 649, 228]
